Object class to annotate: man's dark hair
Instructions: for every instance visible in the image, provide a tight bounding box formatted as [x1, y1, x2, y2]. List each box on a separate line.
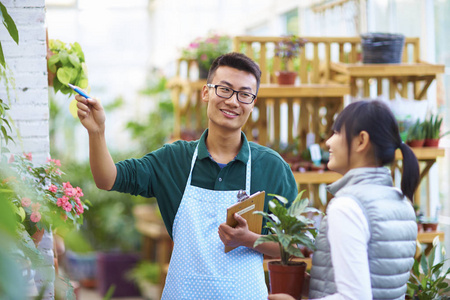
[207, 52, 262, 94]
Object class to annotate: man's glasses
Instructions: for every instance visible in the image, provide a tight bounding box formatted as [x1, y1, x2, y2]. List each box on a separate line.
[207, 84, 256, 104]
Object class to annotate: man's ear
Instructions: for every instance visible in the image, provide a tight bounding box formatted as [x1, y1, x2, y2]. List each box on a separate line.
[355, 130, 371, 153]
[201, 85, 210, 103]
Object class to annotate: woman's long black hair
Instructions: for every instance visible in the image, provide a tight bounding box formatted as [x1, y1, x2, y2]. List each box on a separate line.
[332, 100, 420, 201]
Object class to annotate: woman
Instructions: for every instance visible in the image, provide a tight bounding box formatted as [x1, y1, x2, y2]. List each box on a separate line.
[269, 100, 420, 300]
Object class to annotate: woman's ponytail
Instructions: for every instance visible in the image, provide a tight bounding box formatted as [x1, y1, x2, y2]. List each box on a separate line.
[398, 142, 420, 201]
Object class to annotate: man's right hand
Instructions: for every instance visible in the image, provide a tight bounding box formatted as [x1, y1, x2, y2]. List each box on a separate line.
[75, 94, 106, 134]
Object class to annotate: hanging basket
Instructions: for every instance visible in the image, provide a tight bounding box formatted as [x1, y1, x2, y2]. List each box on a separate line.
[361, 33, 405, 64]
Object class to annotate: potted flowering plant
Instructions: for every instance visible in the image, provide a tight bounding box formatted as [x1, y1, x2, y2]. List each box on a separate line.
[3, 153, 89, 246]
[254, 191, 320, 298]
[181, 33, 231, 79]
[274, 35, 307, 85]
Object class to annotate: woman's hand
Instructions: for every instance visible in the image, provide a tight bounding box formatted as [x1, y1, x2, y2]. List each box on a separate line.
[267, 294, 295, 300]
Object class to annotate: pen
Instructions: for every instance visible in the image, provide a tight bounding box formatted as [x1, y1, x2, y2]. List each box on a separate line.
[68, 83, 91, 99]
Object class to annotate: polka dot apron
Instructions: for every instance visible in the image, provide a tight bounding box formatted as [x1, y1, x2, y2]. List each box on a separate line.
[161, 145, 268, 299]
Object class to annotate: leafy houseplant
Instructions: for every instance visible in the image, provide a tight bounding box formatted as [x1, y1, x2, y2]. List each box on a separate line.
[254, 191, 320, 298]
[181, 33, 231, 78]
[406, 119, 427, 147]
[47, 39, 89, 95]
[407, 239, 450, 299]
[274, 35, 307, 85]
[423, 114, 450, 147]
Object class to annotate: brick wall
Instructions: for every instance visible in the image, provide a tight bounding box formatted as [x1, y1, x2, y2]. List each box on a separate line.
[0, 1, 54, 299]
[0, 0, 49, 164]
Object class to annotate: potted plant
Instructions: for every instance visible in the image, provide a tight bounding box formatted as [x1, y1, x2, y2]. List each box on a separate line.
[254, 191, 320, 299]
[47, 39, 89, 95]
[274, 35, 307, 85]
[406, 119, 426, 147]
[181, 33, 231, 79]
[407, 238, 450, 299]
[126, 261, 161, 300]
[423, 114, 449, 147]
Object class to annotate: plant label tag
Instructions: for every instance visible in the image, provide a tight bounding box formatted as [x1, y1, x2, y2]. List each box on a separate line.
[309, 144, 322, 165]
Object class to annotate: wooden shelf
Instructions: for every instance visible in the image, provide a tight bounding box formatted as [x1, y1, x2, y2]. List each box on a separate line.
[330, 62, 445, 77]
[395, 147, 445, 160]
[417, 231, 445, 244]
[257, 84, 349, 98]
[293, 171, 341, 184]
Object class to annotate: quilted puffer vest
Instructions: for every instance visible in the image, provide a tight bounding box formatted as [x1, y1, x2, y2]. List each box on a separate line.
[309, 167, 417, 300]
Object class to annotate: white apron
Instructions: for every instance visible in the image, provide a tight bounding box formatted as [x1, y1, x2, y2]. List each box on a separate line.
[161, 145, 268, 299]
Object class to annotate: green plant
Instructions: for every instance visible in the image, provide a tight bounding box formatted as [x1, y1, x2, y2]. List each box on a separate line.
[275, 35, 307, 72]
[407, 240, 450, 299]
[407, 119, 427, 142]
[253, 191, 320, 265]
[126, 261, 160, 285]
[47, 39, 89, 96]
[0, 2, 19, 68]
[181, 33, 232, 70]
[423, 114, 450, 140]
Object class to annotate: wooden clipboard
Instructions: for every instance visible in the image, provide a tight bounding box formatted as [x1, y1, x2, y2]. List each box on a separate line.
[225, 191, 265, 253]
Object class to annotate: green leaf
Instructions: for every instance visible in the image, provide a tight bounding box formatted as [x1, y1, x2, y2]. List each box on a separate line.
[288, 197, 308, 216]
[59, 51, 69, 66]
[68, 53, 80, 68]
[253, 234, 278, 248]
[77, 77, 88, 89]
[0, 42, 5, 68]
[0, 3, 19, 44]
[47, 54, 60, 73]
[268, 194, 288, 205]
[56, 67, 72, 85]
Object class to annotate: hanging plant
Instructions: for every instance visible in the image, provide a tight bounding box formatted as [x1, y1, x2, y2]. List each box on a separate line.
[47, 39, 89, 96]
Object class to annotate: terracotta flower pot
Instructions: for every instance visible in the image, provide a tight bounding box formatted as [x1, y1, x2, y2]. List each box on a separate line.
[423, 138, 440, 147]
[422, 222, 438, 232]
[406, 139, 425, 147]
[276, 71, 297, 85]
[268, 261, 306, 299]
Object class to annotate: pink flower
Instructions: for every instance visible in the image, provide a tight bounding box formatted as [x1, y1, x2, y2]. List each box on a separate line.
[63, 182, 73, 189]
[31, 203, 41, 212]
[8, 154, 14, 163]
[57, 196, 69, 207]
[65, 187, 77, 197]
[76, 204, 84, 215]
[24, 152, 32, 161]
[75, 187, 84, 197]
[30, 211, 41, 223]
[21, 197, 31, 207]
[62, 201, 73, 212]
[48, 185, 58, 193]
[200, 54, 208, 61]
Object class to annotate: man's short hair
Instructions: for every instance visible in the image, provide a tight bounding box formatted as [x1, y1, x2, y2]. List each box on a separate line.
[207, 52, 261, 94]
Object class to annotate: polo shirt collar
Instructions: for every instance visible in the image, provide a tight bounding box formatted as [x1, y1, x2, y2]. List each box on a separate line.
[197, 129, 250, 164]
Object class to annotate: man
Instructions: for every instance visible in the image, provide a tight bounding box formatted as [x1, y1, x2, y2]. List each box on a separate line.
[75, 52, 297, 299]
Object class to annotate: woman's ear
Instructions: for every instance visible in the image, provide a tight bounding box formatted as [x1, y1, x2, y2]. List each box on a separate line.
[201, 85, 210, 103]
[354, 130, 371, 153]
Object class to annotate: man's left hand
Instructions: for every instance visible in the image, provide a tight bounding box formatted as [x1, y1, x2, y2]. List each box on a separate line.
[218, 213, 256, 249]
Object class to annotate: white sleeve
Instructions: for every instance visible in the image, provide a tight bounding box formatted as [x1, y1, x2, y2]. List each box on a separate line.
[315, 196, 372, 300]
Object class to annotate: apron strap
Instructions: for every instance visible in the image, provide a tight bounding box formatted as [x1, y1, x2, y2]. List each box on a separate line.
[187, 141, 251, 194]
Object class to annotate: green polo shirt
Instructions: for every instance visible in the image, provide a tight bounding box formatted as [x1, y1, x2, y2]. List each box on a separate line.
[111, 129, 298, 239]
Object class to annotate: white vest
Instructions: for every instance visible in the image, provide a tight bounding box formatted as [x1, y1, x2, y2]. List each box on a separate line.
[309, 168, 417, 300]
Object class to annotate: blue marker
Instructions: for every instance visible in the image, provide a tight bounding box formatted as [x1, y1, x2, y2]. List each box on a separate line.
[68, 83, 91, 99]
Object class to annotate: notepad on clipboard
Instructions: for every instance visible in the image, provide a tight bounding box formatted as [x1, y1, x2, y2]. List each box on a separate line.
[225, 191, 265, 253]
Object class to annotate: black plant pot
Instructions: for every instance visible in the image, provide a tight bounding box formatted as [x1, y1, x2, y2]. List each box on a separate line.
[97, 252, 141, 297]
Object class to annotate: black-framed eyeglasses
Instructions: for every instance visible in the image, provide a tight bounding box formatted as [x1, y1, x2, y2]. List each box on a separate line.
[207, 84, 256, 104]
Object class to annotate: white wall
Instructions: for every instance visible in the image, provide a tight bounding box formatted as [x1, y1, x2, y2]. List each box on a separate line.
[0, 0, 50, 164]
[0, 1, 54, 298]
